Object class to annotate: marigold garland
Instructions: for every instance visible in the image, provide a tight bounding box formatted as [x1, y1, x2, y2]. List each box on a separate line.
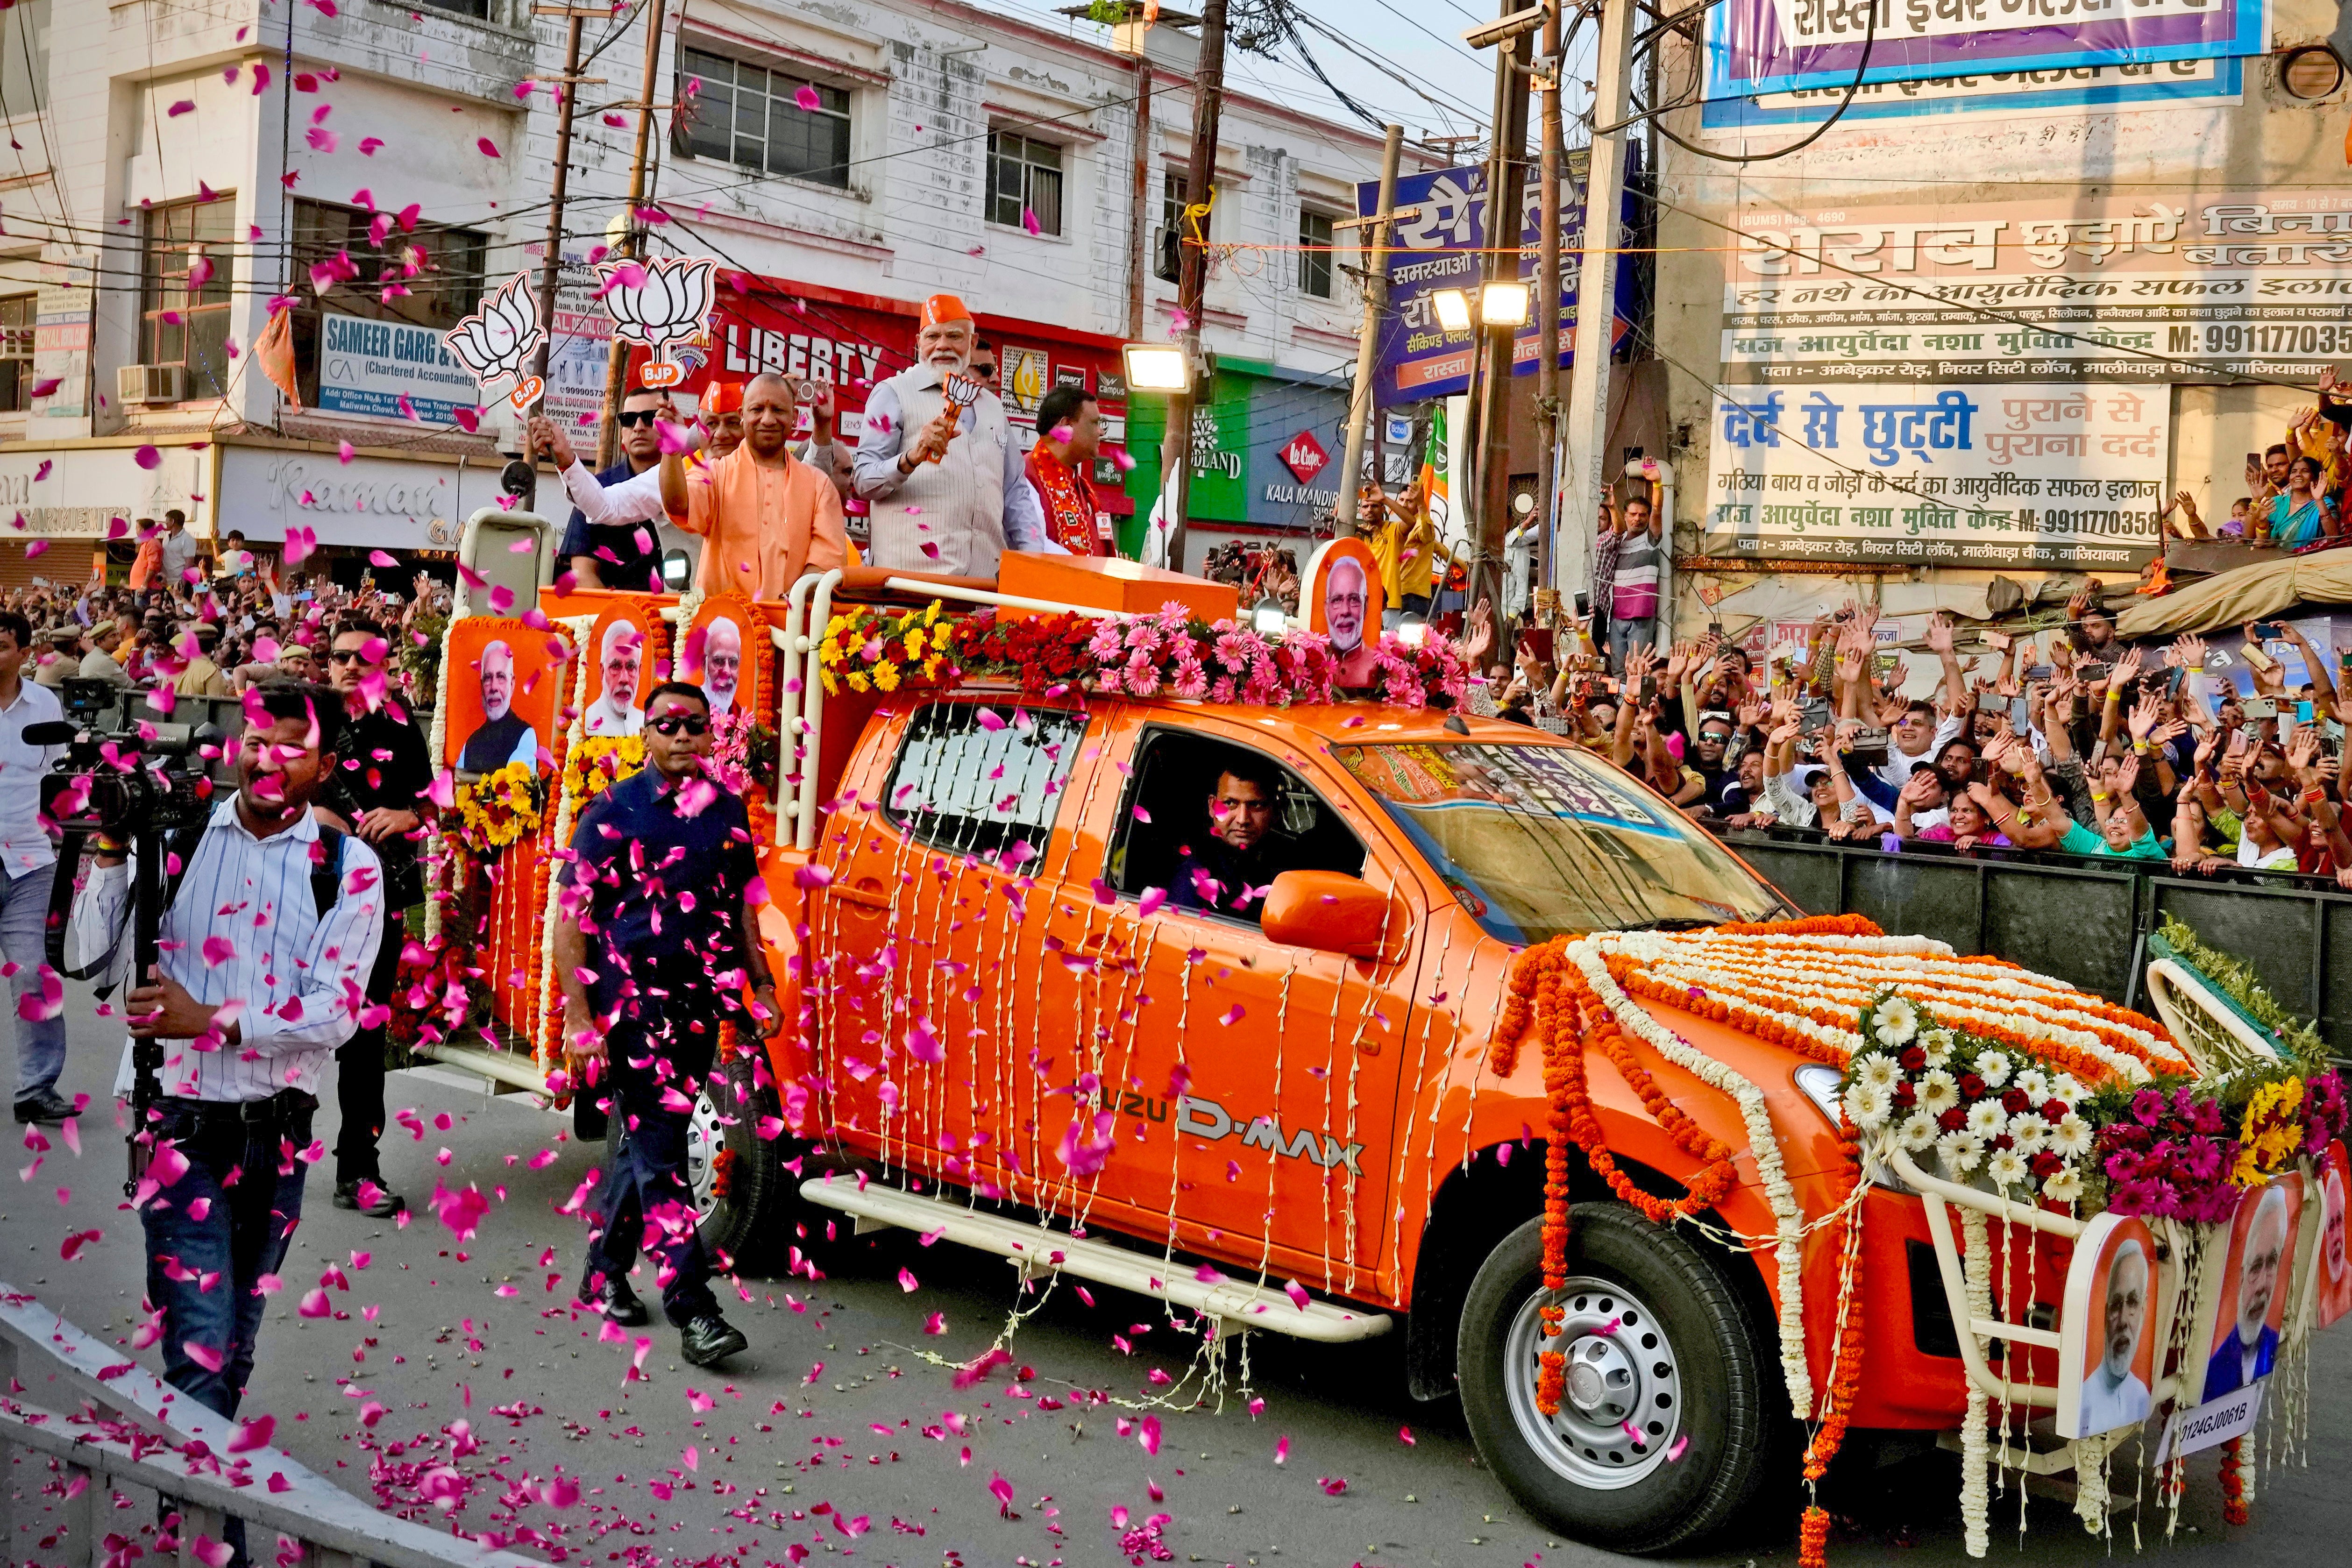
[1798, 1505, 1832, 1568]
[2219, 1436, 2249, 1525]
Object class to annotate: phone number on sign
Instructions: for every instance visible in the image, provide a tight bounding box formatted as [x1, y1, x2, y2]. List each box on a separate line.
[2203, 323, 2352, 356]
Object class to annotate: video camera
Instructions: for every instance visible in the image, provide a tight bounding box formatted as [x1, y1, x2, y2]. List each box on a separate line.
[30, 680, 222, 838]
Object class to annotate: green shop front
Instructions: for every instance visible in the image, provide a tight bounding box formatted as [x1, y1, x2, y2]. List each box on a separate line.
[1119, 356, 1350, 561]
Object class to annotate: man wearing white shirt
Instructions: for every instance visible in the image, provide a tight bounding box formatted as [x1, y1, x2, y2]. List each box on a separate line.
[0, 611, 69, 1123]
[544, 389, 671, 591]
[71, 681, 384, 1447]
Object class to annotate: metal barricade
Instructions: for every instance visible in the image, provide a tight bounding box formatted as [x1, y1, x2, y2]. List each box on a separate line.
[1719, 830, 2352, 1053]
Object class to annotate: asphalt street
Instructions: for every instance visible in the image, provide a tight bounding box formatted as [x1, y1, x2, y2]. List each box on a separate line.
[4, 989, 2348, 1568]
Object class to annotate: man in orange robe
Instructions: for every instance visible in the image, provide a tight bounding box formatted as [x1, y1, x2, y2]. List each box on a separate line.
[659, 373, 846, 600]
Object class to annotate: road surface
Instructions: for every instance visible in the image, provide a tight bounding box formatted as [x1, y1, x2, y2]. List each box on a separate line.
[4, 990, 2346, 1567]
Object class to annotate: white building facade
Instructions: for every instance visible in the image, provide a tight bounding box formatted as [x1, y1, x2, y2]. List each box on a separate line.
[0, 0, 1417, 582]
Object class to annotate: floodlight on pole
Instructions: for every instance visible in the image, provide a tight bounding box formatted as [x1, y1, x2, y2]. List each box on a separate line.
[1431, 288, 1474, 333]
[1122, 341, 1192, 393]
[1479, 280, 1531, 327]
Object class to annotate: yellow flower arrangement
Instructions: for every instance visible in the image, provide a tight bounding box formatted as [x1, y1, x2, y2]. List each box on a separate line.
[817, 601, 959, 696]
[562, 734, 647, 809]
[2232, 1076, 2309, 1185]
[451, 760, 546, 857]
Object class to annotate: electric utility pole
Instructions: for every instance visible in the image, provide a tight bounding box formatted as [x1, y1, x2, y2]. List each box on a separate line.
[529, 7, 597, 398]
[1161, 0, 1227, 576]
[597, 0, 671, 470]
[1470, 6, 1532, 614]
[1334, 123, 1402, 537]
[1533, 0, 1564, 593]
[1559, 0, 1636, 607]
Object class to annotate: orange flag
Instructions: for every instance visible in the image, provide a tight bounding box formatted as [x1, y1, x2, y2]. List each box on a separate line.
[256, 306, 302, 410]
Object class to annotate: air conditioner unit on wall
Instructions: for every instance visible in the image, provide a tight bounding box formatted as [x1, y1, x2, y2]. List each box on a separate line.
[116, 364, 186, 406]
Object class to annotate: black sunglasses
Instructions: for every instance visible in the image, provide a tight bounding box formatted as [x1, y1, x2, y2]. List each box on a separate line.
[329, 649, 372, 665]
[648, 712, 709, 736]
[615, 409, 663, 428]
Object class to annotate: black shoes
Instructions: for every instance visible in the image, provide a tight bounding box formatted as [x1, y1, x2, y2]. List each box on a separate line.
[679, 1313, 748, 1368]
[13, 1091, 75, 1124]
[578, 1274, 650, 1327]
[332, 1179, 408, 1218]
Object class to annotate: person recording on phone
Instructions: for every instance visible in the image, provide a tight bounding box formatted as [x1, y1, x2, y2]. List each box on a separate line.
[68, 681, 385, 1442]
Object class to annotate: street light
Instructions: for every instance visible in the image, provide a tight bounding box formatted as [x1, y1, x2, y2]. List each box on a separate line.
[1479, 279, 1530, 327]
[1430, 288, 1474, 333]
[1122, 341, 1192, 392]
[1252, 600, 1288, 636]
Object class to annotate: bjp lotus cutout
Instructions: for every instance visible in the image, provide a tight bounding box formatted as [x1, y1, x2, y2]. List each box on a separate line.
[597, 256, 716, 389]
[444, 271, 546, 410]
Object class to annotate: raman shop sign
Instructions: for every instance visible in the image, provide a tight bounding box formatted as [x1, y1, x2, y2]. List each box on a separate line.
[220, 447, 495, 549]
[1702, 382, 2165, 569]
[1721, 192, 2352, 386]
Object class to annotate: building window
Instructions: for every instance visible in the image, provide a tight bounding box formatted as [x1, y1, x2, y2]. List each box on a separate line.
[1, 0, 49, 113]
[987, 132, 1064, 235]
[1162, 170, 1189, 238]
[1299, 209, 1335, 299]
[412, 0, 490, 16]
[286, 199, 489, 406]
[673, 44, 851, 188]
[0, 296, 31, 413]
[140, 198, 236, 397]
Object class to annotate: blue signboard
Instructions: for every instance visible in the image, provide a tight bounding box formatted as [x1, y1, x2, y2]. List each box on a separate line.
[1354, 153, 1641, 407]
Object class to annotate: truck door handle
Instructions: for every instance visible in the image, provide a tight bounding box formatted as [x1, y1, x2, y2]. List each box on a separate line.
[832, 878, 891, 910]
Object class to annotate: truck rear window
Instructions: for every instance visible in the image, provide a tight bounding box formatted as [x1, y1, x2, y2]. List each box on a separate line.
[1332, 740, 1791, 943]
[883, 701, 1088, 862]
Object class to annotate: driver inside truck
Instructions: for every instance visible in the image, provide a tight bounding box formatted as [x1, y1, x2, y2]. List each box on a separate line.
[1169, 754, 1290, 922]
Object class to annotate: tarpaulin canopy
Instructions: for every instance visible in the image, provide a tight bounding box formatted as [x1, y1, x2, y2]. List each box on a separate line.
[2115, 548, 2352, 638]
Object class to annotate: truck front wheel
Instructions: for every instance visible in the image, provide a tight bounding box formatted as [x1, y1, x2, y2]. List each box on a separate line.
[687, 1053, 783, 1270]
[1457, 1203, 1777, 1554]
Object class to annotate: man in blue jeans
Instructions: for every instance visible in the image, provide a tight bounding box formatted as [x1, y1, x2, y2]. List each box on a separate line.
[72, 682, 384, 1443]
[555, 681, 774, 1369]
[0, 610, 71, 1123]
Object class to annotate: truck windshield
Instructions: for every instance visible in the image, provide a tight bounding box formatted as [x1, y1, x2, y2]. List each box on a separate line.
[1332, 740, 1792, 943]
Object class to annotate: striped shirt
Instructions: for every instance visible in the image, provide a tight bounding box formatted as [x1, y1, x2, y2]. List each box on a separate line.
[75, 797, 385, 1103]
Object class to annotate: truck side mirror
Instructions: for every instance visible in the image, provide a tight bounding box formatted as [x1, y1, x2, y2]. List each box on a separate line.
[1261, 870, 1388, 957]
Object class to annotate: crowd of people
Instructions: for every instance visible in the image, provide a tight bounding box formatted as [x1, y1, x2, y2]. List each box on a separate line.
[2158, 378, 2352, 545]
[1472, 573, 2352, 887]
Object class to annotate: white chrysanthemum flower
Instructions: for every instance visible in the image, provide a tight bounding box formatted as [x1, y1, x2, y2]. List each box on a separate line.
[1899, 1110, 1940, 1151]
[1974, 1050, 2012, 1089]
[1917, 1069, 1960, 1116]
[2050, 1074, 2086, 1106]
[2052, 1112, 2094, 1158]
[1966, 1100, 2009, 1139]
[2042, 1167, 2084, 1205]
[2008, 1114, 2050, 1155]
[1938, 1133, 1984, 1176]
[1854, 1053, 1901, 1093]
[1872, 996, 1920, 1048]
[2012, 1068, 2051, 1102]
[1845, 1080, 1893, 1131]
[1920, 1028, 1955, 1066]
[1986, 1148, 2028, 1189]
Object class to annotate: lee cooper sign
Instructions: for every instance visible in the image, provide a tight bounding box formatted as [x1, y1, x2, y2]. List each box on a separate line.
[1279, 431, 1329, 484]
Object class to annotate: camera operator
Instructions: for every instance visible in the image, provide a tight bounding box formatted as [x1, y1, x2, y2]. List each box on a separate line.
[319, 618, 431, 1216]
[71, 681, 384, 1435]
[0, 611, 71, 1123]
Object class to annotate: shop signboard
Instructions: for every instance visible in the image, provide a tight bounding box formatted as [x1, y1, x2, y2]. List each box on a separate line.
[1720, 190, 2352, 388]
[1355, 157, 1640, 404]
[1124, 365, 1350, 532]
[220, 446, 488, 550]
[0, 444, 206, 539]
[1703, 0, 2269, 96]
[29, 256, 95, 430]
[1702, 381, 2165, 568]
[318, 311, 480, 426]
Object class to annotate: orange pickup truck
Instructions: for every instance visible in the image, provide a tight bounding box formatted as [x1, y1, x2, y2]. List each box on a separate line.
[426, 530, 2344, 1555]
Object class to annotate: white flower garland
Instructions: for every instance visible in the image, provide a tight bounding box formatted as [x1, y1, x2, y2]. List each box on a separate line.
[2072, 1431, 2110, 1535]
[1571, 935, 1814, 1416]
[1960, 1207, 1993, 1559]
[421, 612, 457, 944]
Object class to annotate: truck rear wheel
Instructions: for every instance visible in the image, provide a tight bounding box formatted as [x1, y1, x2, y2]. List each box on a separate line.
[1457, 1203, 1776, 1554]
[687, 1054, 783, 1270]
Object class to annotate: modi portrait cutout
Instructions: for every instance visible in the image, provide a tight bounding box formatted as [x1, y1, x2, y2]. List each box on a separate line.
[2057, 1212, 2160, 1438]
[444, 617, 565, 773]
[1301, 537, 1385, 690]
[583, 606, 658, 739]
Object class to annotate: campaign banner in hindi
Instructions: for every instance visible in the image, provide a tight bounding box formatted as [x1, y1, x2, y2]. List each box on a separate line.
[1701, 52, 2239, 130]
[1354, 159, 1640, 405]
[1704, 0, 2268, 97]
[1719, 190, 2352, 386]
[1702, 381, 2165, 568]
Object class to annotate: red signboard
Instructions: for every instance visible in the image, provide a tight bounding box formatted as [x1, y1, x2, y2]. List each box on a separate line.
[1278, 430, 1329, 484]
[650, 275, 1137, 515]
